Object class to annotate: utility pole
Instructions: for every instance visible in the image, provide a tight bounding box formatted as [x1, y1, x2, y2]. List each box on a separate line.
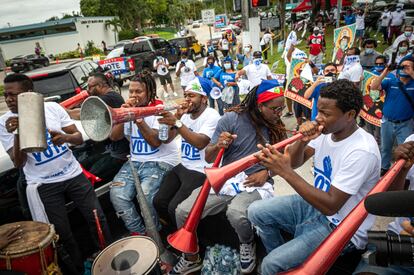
[337, 0, 342, 28]
[280, 0, 286, 41]
[241, 0, 249, 31]
[224, 0, 228, 18]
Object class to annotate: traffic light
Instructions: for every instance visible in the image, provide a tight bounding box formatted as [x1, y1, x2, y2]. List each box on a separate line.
[250, 0, 269, 8]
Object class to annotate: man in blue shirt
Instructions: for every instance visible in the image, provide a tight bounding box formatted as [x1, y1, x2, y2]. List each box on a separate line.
[344, 9, 356, 25]
[371, 57, 414, 173]
[304, 63, 338, 121]
[202, 56, 222, 111]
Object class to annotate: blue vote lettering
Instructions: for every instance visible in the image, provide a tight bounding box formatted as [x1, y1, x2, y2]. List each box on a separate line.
[32, 130, 69, 165]
[131, 136, 159, 155]
[181, 141, 200, 160]
[313, 156, 332, 192]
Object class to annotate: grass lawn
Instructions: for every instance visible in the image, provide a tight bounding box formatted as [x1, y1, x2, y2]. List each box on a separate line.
[268, 26, 390, 74]
[145, 28, 177, 40]
[0, 85, 3, 96]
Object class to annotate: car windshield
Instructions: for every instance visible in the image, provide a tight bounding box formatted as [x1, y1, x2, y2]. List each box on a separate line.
[106, 47, 124, 59]
[32, 72, 77, 98]
[171, 39, 187, 48]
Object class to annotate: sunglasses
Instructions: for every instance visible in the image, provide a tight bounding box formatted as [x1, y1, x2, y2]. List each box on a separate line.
[266, 105, 285, 113]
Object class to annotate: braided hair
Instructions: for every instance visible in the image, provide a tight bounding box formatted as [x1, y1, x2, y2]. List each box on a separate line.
[130, 70, 158, 104]
[226, 86, 287, 145]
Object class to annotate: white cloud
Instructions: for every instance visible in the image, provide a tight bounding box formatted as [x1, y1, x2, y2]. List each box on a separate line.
[0, 0, 80, 28]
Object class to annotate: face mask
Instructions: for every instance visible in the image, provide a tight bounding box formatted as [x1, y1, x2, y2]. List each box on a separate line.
[397, 8, 402, 12]
[374, 65, 385, 72]
[325, 72, 336, 77]
[313, 31, 319, 35]
[399, 71, 411, 78]
[244, 47, 251, 54]
[384, 9, 388, 12]
[405, 31, 412, 37]
[208, 63, 214, 68]
[224, 63, 231, 70]
[399, 47, 408, 53]
[253, 58, 262, 66]
[182, 59, 187, 62]
[365, 48, 374, 54]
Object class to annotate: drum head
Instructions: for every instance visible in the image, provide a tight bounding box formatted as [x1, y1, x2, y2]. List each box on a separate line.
[92, 236, 159, 275]
[0, 221, 53, 256]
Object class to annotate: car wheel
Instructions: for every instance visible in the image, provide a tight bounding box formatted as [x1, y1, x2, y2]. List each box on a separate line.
[191, 51, 196, 61]
[27, 64, 34, 71]
[200, 48, 206, 57]
[113, 83, 122, 94]
[44, 60, 50, 67]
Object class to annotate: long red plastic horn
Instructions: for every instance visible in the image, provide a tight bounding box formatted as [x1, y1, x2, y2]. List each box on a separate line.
[93, 209, 106, 250]
[167, 148, 225, 253]
[280, 159, 406, 275]
[80, 96, 177, 141]
[60, 90, 89, 109]
[205, 133, 303, 194]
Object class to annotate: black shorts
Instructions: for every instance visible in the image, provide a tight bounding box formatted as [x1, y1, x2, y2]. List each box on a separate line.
[293, 102, 311, 119]
[159, 73, 172, 85]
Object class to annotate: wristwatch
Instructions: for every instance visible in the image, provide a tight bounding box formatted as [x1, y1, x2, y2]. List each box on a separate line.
[174, 120, 183, 129]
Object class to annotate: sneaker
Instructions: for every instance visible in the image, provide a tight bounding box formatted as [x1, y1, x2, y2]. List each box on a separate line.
[240, 242, 256, 273]
[168, 253, 202, 275]
[173, 92, 178, 97]
[283, 112, 293, 117]
[164, 92, 169, 98]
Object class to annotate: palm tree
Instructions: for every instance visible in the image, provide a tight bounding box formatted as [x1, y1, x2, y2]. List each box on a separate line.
[105, 17, 122, 43]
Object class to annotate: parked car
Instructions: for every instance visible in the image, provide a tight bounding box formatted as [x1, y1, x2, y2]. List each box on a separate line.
[100, 37, 180, 84]
[169, 36, 206, 61]
[10, 54, 49, 73]
[26, 60, 120, 102]
[106, 40, 132, 52]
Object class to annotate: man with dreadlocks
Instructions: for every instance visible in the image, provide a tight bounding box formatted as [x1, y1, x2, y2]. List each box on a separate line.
[249, 80, 380, 275]
[109, 72, 179, 235]
[172, 79, 287, 274]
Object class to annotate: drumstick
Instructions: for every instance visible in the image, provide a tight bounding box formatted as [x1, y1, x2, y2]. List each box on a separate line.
[93, 209, 106, 250]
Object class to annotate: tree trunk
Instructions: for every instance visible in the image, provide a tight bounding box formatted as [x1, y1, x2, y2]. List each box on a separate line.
[311, 0, 318, 19]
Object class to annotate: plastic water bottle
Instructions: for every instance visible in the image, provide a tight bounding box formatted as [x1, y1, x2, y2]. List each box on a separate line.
[158, 123, 169, 141]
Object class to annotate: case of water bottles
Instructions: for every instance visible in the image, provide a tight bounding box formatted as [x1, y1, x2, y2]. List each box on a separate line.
[201, 244, 241, 275]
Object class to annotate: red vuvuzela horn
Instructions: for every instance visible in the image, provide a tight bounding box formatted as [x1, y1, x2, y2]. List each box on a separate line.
[280, 159, 406, 275]
[205, 133, 304, 194]
[167, 148, 225, 253]
[60, 90, 89, 109]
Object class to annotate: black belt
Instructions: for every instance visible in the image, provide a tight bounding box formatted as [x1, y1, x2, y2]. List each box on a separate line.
[387, 117, 412, 124]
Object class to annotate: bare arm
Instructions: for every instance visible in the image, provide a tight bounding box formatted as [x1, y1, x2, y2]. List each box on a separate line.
[136, 120, 161, 148]
[66, 108, 80, 120]
[205, 132, 237, 163]
[50, 124, 83, 146]
[371, 67, 390, 90]
[304, 78, 323, 99]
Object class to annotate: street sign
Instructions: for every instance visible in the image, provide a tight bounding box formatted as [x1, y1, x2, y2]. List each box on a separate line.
[202, 9, 215, 25]
[215, 14, 228, 29]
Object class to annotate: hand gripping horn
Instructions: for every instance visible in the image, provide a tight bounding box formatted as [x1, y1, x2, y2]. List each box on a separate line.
[205, 133, 304, 194]
[167, 148, 225, 253]
[80, 96, 177, 141]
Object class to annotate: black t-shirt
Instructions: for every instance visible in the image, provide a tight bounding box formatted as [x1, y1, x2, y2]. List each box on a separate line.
[99, 91, 130, 160]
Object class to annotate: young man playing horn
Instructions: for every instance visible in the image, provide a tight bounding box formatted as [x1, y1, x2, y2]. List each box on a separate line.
[0, 73, 111, 274]
[109, 72, 179, 236]
[172, 80, 287, 274]
[154, 77, 220, 229]
[249, 79, 381, 275]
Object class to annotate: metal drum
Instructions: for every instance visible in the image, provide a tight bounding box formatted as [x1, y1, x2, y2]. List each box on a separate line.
[17, 92, 47, 152]
[92, 236, 162, 275]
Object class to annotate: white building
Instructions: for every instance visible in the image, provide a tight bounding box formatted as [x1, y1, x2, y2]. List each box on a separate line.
[0, 16, 118, 60]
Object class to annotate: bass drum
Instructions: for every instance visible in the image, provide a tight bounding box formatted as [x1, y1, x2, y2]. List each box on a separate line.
[92, 236, 162, 275]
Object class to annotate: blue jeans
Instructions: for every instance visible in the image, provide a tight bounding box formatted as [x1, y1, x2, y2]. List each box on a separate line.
[110, 161, 173, 234]
[380, 118, 413, 170]
[209, 96, 224, 116]
[248, 195, 335, 275]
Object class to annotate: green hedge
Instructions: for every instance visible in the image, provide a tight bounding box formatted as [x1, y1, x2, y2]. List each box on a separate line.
[0, 85, 4, 96]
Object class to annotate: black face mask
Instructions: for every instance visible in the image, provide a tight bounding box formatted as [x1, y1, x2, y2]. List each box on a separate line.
[325, 72, 336, 77]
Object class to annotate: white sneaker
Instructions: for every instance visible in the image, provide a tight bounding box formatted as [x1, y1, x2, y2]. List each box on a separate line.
[240, 242, 256, 273]
[168, 253, 202, 275]
[164, 92, 169, 98]
[173, 92, 178, 97]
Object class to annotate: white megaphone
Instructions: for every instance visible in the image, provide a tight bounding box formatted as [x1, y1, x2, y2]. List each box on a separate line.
[210, 86, 222, 100]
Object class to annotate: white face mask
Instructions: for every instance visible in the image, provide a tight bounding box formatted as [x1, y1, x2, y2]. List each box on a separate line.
[224, 63, 231, 70]
[253, 58, 262, 66]
[244, 47, 251, 54]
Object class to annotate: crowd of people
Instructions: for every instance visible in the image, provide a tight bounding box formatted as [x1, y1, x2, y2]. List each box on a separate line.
[2, 5, 414, 275]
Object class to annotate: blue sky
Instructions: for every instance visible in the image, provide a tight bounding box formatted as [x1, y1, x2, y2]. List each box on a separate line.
[0, 0, 80, 28]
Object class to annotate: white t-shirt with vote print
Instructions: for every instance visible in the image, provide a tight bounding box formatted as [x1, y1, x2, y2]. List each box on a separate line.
[308, 128, 381, 249]
[124, 116, 179, 166]
[180, 107, 220, 173]
[0, 102, 82, 184]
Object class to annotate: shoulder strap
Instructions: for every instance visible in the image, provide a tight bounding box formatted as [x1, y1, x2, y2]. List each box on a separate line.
[398, 81, 414, 111]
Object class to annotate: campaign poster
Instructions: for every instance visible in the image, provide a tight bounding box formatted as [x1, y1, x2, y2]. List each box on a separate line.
[285, 58, 312, 109]
[332, 23, 356, 65]
[360, 70, 384, 127]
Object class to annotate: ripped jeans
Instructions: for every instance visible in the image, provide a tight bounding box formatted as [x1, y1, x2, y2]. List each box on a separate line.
[110, 161, 173, 234]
